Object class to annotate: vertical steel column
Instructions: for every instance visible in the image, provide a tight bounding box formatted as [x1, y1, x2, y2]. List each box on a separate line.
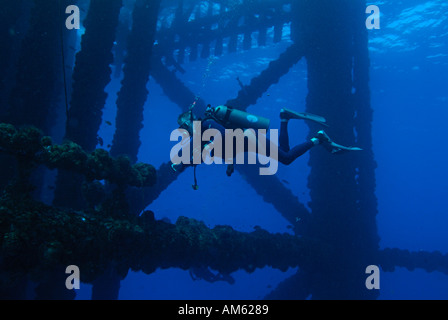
[293, 0, 379, 299]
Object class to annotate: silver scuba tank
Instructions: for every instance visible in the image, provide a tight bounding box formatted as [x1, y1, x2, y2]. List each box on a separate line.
[210, 105, 270, 130]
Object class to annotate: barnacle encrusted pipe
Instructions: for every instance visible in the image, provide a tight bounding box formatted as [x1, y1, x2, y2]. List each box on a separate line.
[0, 123, 156, 187]
[0, 196, 315, 284]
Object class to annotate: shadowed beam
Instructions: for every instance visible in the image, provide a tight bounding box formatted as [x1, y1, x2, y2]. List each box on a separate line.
[156, 0, 292, 58]
[0, 196, 325, 282]
[260, 245, 448, 300]
[226, 42, 304, 108]
[235, 165, 310, 234]
[150, 56, 207, 115]
[379, 248, 448, 275]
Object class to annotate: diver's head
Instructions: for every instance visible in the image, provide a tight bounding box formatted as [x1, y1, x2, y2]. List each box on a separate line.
[177, 111, 197, 135]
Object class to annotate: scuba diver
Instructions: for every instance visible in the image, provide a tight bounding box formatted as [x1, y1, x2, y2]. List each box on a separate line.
[171, 104, 362, 189]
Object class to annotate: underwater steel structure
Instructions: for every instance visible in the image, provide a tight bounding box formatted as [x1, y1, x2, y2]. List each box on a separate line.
[1, 0, 447, 300]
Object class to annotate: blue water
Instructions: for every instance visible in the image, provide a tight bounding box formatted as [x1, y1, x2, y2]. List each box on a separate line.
[75, 0, 448, 300]
[370, 0, 448, 299]
[33, 0, 448, 299]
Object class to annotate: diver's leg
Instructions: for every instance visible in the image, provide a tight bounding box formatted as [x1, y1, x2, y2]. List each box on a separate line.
[277, 141, 315, 165]
[231, 129, 316, 166]
[261, 128, 316, 166]
[279, 119, 290, 152]
[278, 109, 315, 165]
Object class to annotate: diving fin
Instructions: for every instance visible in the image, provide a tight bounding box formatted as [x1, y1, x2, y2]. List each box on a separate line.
[281, 108, 329, 127]
[325, 141, 363, 154]
[316, 130, 362, 154]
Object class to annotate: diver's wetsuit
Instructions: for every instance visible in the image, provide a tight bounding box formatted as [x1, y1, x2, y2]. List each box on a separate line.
[201, 118, 314, 165]
[278, 120, 314, 164]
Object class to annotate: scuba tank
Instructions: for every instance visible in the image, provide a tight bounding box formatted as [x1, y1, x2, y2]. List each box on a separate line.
[175, 104, 270, 190]
[206, 105, 270, 130]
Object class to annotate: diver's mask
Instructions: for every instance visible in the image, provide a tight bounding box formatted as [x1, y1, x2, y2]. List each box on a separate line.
[204, 104, 216, 119]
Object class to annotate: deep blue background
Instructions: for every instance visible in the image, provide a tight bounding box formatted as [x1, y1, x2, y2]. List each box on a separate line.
[72, 0, 448, 299]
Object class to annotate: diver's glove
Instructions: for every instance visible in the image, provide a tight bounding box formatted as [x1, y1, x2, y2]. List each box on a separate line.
[170, 162, 188, 172]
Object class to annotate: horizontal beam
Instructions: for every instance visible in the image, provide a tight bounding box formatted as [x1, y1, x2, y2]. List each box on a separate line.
[156, 0, 292, 58]
[0, 195, 318, 284]
[379, 248, 448, 275]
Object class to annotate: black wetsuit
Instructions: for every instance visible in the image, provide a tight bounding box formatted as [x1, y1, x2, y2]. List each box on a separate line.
[278, 120, 314, 164]
[201, 118, 314, 165]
